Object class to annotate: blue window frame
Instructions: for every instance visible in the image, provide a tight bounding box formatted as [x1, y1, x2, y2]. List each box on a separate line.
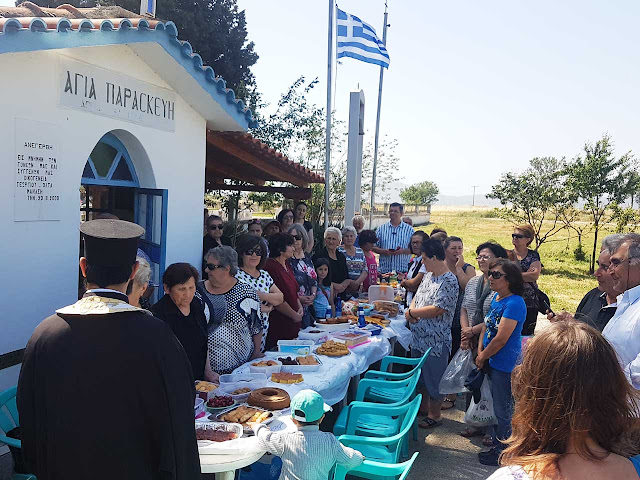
[82, 133, 139, 187]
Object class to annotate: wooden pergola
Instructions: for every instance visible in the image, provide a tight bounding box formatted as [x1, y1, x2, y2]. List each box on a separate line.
[206, 131, 324, 200]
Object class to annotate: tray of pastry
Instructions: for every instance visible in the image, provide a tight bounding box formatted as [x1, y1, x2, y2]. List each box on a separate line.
[215, 403, 274, 433]
[275, 354, 322, 373]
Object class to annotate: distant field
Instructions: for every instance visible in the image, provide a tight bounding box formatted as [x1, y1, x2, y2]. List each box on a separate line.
[419, 206, 618, 312]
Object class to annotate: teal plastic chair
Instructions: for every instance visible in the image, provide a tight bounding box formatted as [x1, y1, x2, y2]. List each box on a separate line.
[333, 372, 420, 438]
[333, 452, 418, 480]
[361, 348, 431, 404]
[333, 395, 422, 480]
[0, 386, 37, 480]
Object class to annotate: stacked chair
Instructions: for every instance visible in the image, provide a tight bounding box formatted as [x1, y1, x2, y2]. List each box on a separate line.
[0, 386, 36, 480]
[331, 349, 431, 479]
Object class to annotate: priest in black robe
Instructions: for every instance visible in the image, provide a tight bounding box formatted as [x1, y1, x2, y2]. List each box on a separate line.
[17, 219, 201, 480]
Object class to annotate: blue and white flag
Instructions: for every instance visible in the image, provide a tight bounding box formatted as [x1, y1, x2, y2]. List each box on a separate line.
[336, 8, 390, 69]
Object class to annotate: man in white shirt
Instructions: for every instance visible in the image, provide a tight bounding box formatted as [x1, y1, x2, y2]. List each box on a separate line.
[372, 202, 415, 274]
[602, 233, 640, 389]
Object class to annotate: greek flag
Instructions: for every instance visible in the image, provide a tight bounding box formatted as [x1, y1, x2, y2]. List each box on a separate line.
[336, 8, 390, 69]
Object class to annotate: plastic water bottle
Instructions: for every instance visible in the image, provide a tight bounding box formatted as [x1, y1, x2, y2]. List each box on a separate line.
[326, 310, 332, 321]
[358, 305, 366, 327]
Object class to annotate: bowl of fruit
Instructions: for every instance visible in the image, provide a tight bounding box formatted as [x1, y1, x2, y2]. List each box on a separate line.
[206, 394, 236, 413]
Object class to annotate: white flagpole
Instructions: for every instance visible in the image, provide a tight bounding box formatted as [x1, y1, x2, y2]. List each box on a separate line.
[324, 0, 334, 228]
[369, 3, 389, 228]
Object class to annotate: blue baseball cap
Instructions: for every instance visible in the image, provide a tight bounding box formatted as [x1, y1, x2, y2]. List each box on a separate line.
[290, 389, 332, 423]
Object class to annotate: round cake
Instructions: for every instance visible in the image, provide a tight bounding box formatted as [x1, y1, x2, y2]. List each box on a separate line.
[248, 387, 291, 410]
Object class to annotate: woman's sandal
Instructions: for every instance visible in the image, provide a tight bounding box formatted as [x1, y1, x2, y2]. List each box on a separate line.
[440, 400, 455, 410]
[419, 417, 442, 429]
[459, 427, 483, 438]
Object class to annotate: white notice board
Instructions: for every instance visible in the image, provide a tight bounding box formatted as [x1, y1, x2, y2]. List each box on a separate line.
[14, 118, 62, 222]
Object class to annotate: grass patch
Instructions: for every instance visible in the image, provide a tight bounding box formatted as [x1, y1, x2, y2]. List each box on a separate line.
[419, 207, 614, 312]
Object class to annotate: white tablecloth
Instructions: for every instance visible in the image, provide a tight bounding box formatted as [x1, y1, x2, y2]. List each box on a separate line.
[386, 315, 412, 351]
[233, 333, 392, 406]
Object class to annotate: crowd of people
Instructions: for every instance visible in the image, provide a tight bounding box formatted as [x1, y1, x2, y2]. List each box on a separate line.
[15, 200, 640, 480]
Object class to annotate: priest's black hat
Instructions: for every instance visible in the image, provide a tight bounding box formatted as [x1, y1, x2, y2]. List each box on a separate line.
[80, 219, 145, 267]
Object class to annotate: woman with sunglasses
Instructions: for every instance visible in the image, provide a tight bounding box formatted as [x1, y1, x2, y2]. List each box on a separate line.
[288, 224, 317, 328]
[476, 258, 527, 466]
[235, 235, 284, 352]
[459, 242, 508, 443]
[264, 233, 304, 349]
[400, 231, 430, 306]
[203, 215, 231, 272]
[511, 224, 542, 336]
[198, 246, 263, 375]
[277, 208, 295, 233]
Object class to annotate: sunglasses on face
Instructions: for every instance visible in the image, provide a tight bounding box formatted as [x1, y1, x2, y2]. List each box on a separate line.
[488, 270, 507, 279]
[512, 233, 526, 239]
[205, 263, 225, 271]
[292, 235, 302, 241]
[244, 248, 263, 256]
[476, 255, 493, 261]
[209, 224, 224, 230]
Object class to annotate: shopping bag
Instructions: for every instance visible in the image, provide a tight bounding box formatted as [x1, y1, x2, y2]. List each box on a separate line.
[438, 348, 474, 394]
[463, 377, 496, 427]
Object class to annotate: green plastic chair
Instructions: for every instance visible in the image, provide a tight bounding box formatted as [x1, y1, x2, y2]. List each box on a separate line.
[336, 348, 430, 446]
[333, 452, 418, 480]
[0, 386, 37, 480]
[333, 372, 420, 438]
[333, 395, 422, 480]
[361, 348, 431, 403]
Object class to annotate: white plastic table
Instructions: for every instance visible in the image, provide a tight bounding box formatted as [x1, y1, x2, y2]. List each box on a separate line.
[200, 451, 264, 479]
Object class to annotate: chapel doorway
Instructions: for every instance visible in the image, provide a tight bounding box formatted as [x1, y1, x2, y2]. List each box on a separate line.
[79, 133, 167, 304]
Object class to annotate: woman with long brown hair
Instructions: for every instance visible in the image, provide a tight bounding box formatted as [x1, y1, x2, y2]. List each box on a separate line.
[487, 321, 640, 480]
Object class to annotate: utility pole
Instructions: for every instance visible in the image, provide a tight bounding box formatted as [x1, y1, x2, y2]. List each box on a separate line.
[472, 185, 479, 207]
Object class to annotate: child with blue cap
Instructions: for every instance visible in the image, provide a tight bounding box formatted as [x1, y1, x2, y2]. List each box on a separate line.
[250, 389, 364, 480]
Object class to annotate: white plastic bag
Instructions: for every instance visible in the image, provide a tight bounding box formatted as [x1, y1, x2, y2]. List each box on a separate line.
[464, 376, 496, 427]
[438, 348, 474, 394]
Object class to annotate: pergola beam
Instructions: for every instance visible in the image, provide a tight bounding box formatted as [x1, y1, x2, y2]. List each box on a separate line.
[205, 183, 312, 200]
[207, 132, 309, 187]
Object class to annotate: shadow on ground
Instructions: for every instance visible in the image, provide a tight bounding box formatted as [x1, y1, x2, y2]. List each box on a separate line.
[406, 397, 498, 480]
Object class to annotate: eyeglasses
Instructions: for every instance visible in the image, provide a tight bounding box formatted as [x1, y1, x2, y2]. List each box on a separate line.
[244, 248, 263, 256]
[292, 235, 302, 241]
[608, 257, 630, 269]
[208, 224, 224, 230]
[511, 233, 526, 239]
[488, 270, 507, 279]
[205, 263, 225, 271]
[476, 255, 493, 261]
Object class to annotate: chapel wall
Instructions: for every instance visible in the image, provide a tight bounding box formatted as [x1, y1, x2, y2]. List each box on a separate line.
[0, 45, 207, 389]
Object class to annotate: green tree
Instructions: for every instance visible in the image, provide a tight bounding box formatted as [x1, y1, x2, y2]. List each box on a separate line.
[488, 157, 574, 250]
[29, 0, 260, 107]
[566, 135, 635, 273]
[399, 181, 439, 206]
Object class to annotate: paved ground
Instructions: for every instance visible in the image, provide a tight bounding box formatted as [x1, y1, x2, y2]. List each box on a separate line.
[407, 396, 498, 480]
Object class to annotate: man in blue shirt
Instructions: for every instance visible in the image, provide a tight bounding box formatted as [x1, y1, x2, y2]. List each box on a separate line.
[372, 202, 415, 274]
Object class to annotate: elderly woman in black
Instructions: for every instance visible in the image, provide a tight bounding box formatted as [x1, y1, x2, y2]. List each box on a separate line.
[312, 227, 352, 301]
[150, 263, 217, 382]
[197, 246, 263, 375]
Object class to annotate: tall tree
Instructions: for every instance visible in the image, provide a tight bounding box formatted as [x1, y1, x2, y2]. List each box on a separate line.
[488, 157, 574, 250]
[399, 181, 439, 206]
[27, 0, 260, 107]
[566, 135, 634, 273]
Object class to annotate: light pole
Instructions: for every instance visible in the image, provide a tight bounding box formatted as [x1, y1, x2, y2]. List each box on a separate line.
[472, 185, 478, 207]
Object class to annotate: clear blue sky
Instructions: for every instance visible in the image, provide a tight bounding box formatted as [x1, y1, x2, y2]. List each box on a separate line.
[4, 0, 638, 197]
[236, 0, 640, 197]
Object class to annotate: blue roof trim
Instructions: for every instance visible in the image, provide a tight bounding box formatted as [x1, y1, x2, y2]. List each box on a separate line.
[0, 19, 256, 129]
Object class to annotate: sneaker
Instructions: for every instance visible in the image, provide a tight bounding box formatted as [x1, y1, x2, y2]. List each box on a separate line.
[478, 447, 500, 466]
